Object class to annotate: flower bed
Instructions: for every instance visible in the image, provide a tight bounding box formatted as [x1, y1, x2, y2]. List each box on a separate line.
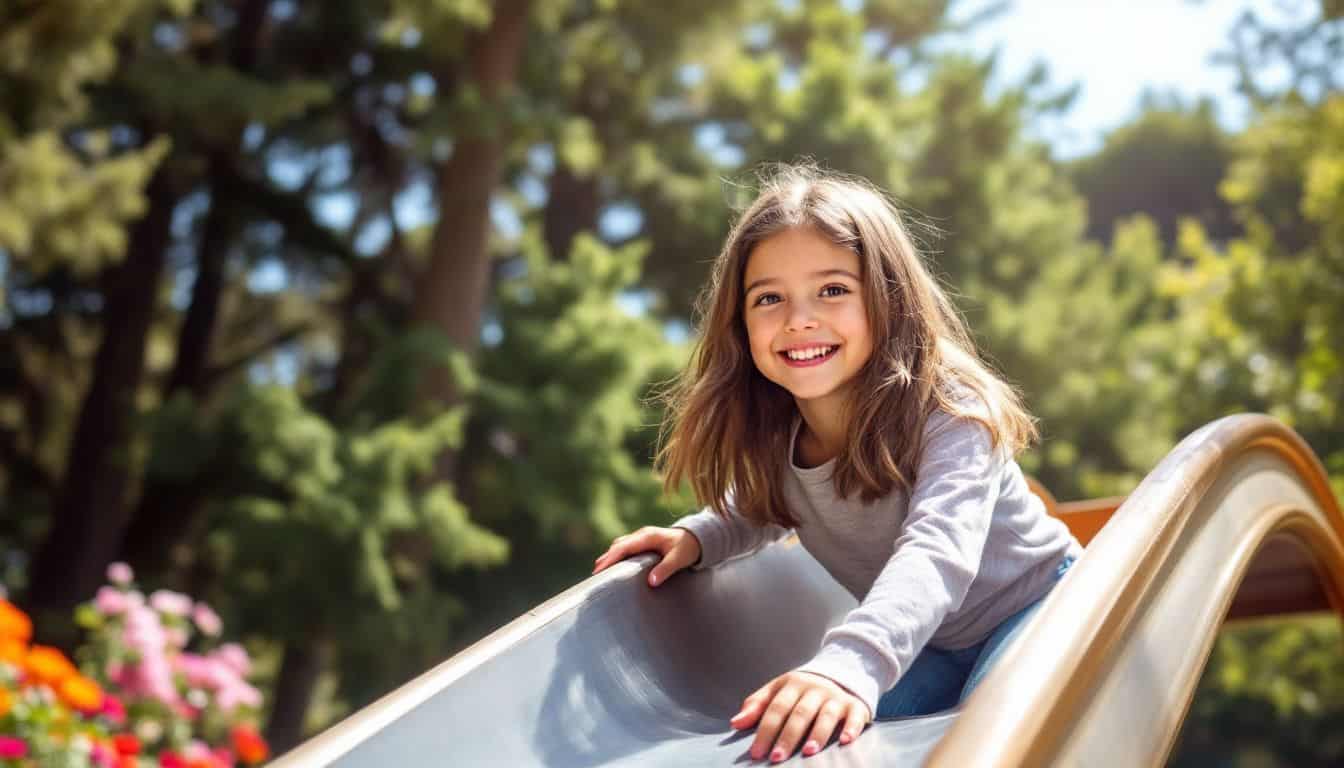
[1, 564, 269, 767]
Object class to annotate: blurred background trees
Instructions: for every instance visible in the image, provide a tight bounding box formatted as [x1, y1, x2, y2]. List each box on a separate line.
[0, 0, 1340, 762]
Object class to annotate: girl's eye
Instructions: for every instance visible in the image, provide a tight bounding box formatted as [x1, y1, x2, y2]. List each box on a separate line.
[821, 284, 851, 297]
[753, 293, 781, 306]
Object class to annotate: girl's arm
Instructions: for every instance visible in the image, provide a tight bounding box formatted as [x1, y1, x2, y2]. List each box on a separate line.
[795, 410, 1004, 718]
[670, 490, 793, 571]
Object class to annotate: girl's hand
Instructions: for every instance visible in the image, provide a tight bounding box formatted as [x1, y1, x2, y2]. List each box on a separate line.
[591, 526, 703, 588]
[730, 670, 871, 763]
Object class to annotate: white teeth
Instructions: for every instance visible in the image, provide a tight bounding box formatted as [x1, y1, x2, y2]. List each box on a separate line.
[786, 345, 836, 361]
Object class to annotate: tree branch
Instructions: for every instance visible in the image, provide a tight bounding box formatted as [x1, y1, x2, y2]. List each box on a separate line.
[204, 321, 313, 387]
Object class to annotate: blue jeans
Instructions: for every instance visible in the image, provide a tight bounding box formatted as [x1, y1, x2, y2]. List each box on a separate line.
[874, 554, 1076, 719]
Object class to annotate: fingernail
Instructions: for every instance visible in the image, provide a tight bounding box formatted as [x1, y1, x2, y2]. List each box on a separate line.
[771, 747, 785, 762]
[840, 731, 851, 744]
[649, 573, 659, 585]
[803, 740, 818, 755]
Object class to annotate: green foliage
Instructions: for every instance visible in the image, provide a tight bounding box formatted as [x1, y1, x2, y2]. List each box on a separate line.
[474, 232, 687, 541]
[123, 58, 332, 142]
[1126, 94, 1344, 498]
[0, 0, 190, 134]
[0, 132, 170, 278]
[149, 384, 503, 627]
[445, 231, 688, 635]
[0, 0, 181, 284]
[1069, 96, 1237, 245]
[1171, 614, 1344, 767]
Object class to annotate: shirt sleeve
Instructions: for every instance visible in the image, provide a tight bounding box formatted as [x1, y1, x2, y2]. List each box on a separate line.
[670, 489, 794, 571]
[794, 411, 1005, 719]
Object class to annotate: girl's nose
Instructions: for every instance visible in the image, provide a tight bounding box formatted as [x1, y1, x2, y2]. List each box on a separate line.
[786, 304, 820, 332]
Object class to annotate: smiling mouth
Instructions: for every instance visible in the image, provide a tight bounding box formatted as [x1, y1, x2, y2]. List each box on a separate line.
[779, 345, 839, 367]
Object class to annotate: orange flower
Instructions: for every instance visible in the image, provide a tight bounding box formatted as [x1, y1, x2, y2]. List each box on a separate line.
[0, 687, 11, 717]
[58, 674, 103, 713]
[0, 600, 31, 643]
[231, 725, 269, 765]
[24, 645, 78, 687]
[0, 637, 25, 666]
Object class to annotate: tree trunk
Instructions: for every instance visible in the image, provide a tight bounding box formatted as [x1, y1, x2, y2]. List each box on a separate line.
[118, 151, 235, 579]
[412, 0, 531, 392]
[26, 163, 177, 618]
[265, 632, 333, 755]
[542, 163, 600, 261]
[166, 153, 234, 398]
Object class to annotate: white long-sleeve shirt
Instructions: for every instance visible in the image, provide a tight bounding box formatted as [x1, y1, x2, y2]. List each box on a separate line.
[670, 405, 1082, 719]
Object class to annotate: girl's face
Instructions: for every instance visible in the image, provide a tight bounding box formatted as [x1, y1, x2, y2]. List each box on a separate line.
[741, 226, 874, 410]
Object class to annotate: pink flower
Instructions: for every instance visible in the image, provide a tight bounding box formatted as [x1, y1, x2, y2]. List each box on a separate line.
[214, 678, 263, 712]
[100, 692, 127, 725]
[212, 746, 237, 768]
[175, 653, 221, 690]
[95, 586, 130, 615]
[123, 603, 168, 657]
[192, 602, 223, 637]
[150, 590, 193, 616]
[184, 740, 212, 761]
[107, 562, 134, 585]
[0, 737, 27, 759]
[214, 643, 251, 677]
[141, 655, 180, 704]
[117, 649, 179, 706]
[91, 741, 117, 768]
[165, 626, 189, 649]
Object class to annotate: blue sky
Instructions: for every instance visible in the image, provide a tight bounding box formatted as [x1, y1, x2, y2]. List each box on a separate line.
[968, 0, 1312, 157]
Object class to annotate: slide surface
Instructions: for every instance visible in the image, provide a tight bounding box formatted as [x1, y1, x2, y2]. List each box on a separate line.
[272, 415, 1344, 767]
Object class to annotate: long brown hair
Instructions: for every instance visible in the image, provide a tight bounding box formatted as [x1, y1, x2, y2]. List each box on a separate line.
[656, 162, 1037, 527]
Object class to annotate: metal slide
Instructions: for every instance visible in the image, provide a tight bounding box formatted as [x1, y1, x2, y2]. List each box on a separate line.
[271, 415, 1344, 767]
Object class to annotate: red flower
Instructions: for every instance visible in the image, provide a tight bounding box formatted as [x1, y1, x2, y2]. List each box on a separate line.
[230, 726, 269, 765]
[112, 734, 141, 756]
[159, 750, 189, 768]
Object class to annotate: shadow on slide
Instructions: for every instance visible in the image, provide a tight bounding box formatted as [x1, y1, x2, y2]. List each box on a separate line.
[272, 414, 1344, 767]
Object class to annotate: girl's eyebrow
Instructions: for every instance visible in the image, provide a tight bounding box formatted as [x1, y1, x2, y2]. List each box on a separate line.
[744, 269, 860, 295]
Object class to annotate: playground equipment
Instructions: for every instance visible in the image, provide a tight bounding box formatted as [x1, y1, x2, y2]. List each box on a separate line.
[271, 414, 1344, 766]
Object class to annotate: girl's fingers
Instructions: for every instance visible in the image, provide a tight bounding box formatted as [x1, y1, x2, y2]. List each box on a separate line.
[749, 685, 802, 762]
[801, 700, 845, 756]
[729, 696, 763, 729]
[838, 705, 868, 745]
[730, 681, 777, 730]
[592, 530, 663, 575]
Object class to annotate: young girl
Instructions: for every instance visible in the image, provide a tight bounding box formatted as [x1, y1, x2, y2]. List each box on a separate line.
[591, 163, 1082, 764]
